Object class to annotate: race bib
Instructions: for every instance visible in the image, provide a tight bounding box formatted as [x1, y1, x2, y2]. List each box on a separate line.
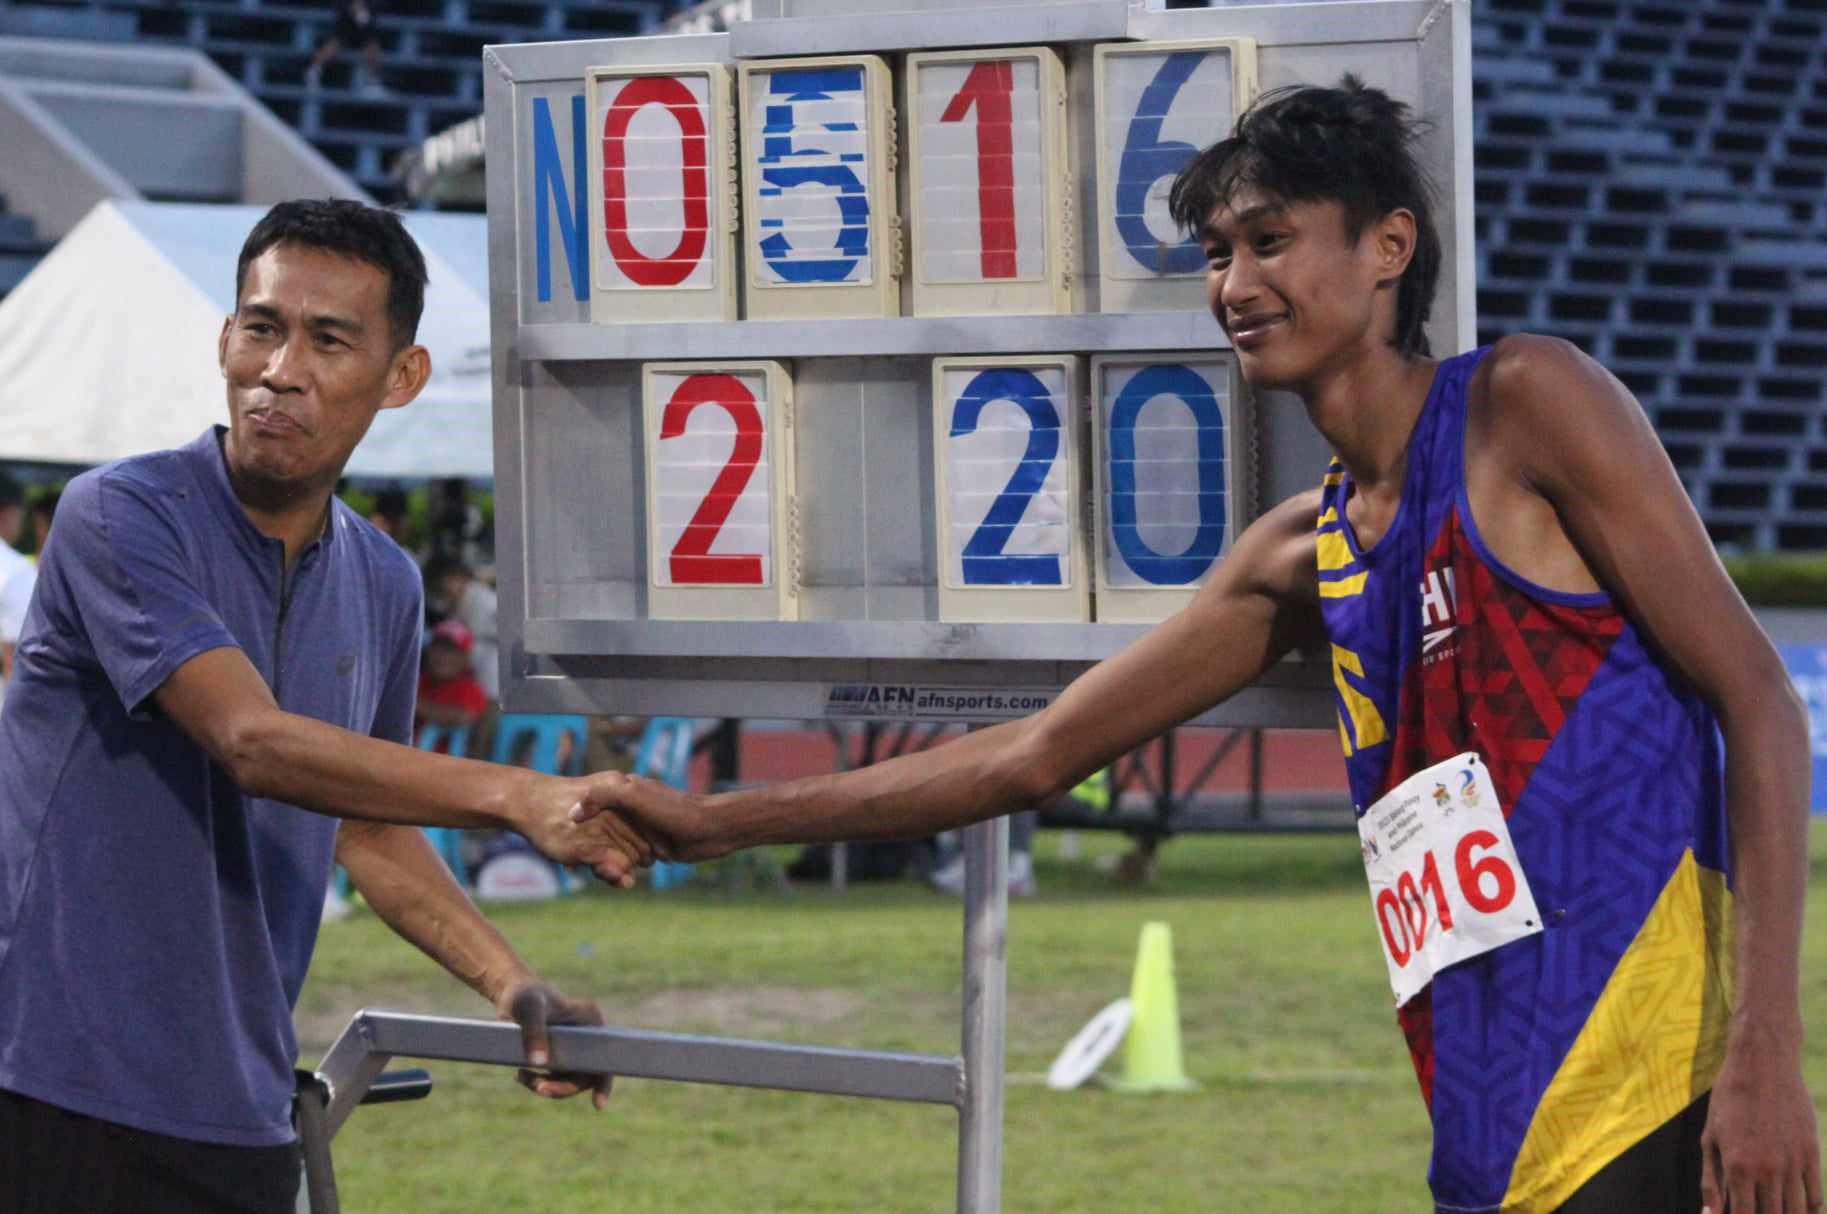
[1357, 752, 1543, 1007]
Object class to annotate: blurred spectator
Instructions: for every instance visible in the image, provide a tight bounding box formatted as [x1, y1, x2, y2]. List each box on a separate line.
[0, 473, 36, 703]
[365, 485, 409, 546]
[425, 553, 499, 698]
[25, 490, 58, 559]
[305, 0, 386, 97]
[416, 619, 489, 748]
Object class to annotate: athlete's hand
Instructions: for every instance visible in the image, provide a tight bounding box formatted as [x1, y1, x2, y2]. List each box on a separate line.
[1702, 1022, 1822, 1214]
[499, 978, 613, 1111]
[571, 773, 727, 863]
[515, 772, 654, 887]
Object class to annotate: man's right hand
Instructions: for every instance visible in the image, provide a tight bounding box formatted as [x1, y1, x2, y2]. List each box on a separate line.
[570, 774, 725, 863]
[516, 771, 656, 886]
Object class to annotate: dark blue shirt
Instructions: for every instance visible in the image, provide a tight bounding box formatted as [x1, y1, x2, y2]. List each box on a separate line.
[0, 427, 422, 1145]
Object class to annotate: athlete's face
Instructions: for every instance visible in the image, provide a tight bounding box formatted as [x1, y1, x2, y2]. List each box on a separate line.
[1199, 190, 1409, 391]
[218, 244, 428, 497]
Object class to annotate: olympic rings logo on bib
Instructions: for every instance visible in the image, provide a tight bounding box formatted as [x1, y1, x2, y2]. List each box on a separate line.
[1357, 753, 1543, 1007]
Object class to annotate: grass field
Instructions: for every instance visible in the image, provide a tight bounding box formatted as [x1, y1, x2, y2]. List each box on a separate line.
[301, 824, 1827, 1212]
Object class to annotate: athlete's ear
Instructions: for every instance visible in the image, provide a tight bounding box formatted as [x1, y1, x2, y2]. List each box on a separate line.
[1371, 208, 1418, 290]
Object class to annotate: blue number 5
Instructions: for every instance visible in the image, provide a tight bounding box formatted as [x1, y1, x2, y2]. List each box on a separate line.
[1109, 364, 1226, 584]
[952, 369, 1063, 586]
[759, 67, 870, 284]
[1114, 51, 1207, 276]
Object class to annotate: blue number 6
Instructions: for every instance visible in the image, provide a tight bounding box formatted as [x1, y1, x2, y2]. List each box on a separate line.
[1109, 364, 1226, 585]
[1114, 51, 1207, 276]
[952, 368, 1064, 586]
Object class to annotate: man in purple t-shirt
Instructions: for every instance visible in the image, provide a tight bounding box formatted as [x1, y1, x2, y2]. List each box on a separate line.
[0, 200, 649, 1214]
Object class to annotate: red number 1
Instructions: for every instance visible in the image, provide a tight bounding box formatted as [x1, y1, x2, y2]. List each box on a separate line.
[940, 60, 1017, 279]
[1420, 851, 1455, 932]
[660, 374, 764, 585]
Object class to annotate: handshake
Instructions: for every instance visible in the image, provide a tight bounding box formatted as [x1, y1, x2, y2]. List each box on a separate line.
[514, 770, 720, 888]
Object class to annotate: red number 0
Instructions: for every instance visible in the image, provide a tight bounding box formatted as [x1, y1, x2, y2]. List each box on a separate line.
[602, 75, 708, 287]
[1455, 830, 1517, 914]
[1376, 888, 1411, 967]
[939, 60, 1016, 280]
[660, 374, 764, 585]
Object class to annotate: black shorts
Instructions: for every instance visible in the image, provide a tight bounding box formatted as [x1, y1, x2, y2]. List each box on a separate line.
[0, 1086, 301, 1214]
[1553, 1092, 1708, 1214]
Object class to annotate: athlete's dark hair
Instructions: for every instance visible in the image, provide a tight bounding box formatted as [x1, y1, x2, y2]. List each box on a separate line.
[235, 199, 429, 348]
[1168, 75, 1442, 358]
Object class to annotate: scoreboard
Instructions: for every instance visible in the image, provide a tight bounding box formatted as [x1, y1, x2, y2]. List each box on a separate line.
[487, 0, 1474, 724]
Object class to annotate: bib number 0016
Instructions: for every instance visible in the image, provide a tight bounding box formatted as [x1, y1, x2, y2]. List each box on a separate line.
[1357, 753, 1543, 1006]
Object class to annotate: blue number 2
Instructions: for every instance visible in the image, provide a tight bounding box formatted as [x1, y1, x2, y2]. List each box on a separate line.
[952, 369, 1063, 586]
[1109, 364, 1226, 584]
[1114, 51, 1207, 276]
[759, 67, 870, 284]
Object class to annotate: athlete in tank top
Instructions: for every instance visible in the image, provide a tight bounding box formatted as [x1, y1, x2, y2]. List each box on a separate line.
[1319, 346, 1732, 1211]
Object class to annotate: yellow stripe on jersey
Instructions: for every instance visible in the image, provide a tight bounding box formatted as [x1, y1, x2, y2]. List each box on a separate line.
[1329, 643, 1388, 756]
[1316, 528, 1355, 572]
[1319, 572, 1369, 598]
[1501, 851, 1732, 1213]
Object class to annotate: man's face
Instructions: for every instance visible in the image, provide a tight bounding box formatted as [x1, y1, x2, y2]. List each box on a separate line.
[1199, 190, 1389, 390]
[218, 244, 425, 494]
[425, 640, 469, 682]
[0, 505, 20, 547]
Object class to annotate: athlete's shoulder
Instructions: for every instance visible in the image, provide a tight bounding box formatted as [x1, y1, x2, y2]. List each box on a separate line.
[1214, 487, 1323, 606]
[1473, 333, 1623, 418]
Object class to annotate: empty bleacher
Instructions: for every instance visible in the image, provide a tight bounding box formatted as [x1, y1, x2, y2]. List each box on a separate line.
[8, 0, 676, 198]
[1474, 0, 1827, 551]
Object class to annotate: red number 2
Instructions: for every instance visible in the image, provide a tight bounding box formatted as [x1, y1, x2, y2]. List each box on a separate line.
[603, 75, 708, 287]
[660, 374, 764, 585]
[939, 60, 1017, 280]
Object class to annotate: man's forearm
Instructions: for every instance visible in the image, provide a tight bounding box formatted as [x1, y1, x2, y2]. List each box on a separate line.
[337, 821, 534, 1005]
[229, 706, 538, 832]
[1719, 682, 1811, 1036]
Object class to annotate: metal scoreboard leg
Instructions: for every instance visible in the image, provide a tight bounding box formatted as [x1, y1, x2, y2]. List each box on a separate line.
[310, 830, 1011, 1211]
[957, 816, 1009, 1214]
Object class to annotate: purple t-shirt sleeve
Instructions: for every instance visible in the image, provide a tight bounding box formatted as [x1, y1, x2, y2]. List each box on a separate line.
[371, 583, 423, 745]
[51, 473, 240, 715]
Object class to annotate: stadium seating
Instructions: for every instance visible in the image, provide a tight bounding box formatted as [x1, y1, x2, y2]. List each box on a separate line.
[1473, 0, 1827, 550]
[9, 0, 675, 197]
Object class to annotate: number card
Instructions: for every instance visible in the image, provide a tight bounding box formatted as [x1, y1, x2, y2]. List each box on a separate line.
[905, 47, 1072, 316]
[643, 361, 800, 621]
[1091, 354, 1253, 622]
[933, 356, 1089, 623]
[740, 56, 901, 320]
[1093, 38, 1257, 313]
[586, 65, 738, 324]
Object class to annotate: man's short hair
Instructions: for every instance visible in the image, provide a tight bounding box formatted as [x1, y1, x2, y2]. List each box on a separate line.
[0, 471, 22, 510]
[423, 553, 470, 585]
[1168, 74, 1443, 358]
[235, 199, 430, 349]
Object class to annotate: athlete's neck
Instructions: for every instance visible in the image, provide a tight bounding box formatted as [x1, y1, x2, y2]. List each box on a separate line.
[1300, 347, 1440, 496]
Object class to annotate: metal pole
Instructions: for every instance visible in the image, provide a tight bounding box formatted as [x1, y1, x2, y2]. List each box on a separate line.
[956, 814, 1007, 1214]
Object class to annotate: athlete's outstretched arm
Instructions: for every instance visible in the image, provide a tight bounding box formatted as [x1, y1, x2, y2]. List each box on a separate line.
[1480, 335, 1820, 1214]
[603, 490, 1326, 861]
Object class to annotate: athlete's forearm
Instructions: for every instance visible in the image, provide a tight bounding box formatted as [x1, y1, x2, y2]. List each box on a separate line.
[337, 822, 535, 1004]
[1718, 676, 1811, 1042]
[702, 715, 1062, 855]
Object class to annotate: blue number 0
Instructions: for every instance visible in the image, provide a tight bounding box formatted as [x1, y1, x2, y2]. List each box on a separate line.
[1113, 51, 1207, 276]
[758, 67, 870, 284]
[1109, 364, 1226, 585]
[952, 368, 1063, 586]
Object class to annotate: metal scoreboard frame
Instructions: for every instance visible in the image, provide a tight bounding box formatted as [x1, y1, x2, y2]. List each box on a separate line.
[485, 0, 1475, 727]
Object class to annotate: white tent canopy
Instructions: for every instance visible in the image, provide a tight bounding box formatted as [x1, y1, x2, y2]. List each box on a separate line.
[0, 200, 494, 479]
